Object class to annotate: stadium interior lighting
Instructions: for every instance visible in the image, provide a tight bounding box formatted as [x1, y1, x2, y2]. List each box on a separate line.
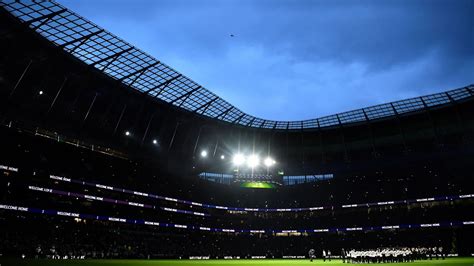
[220, 155, 225, 160]
[247, 154, 260, 168]
[264, 157, 276, 167]
[152, 139, 158, 145]
[232, 154, 245, 166]
[125, 131, 131, 136]
[200, 150, 208, 158]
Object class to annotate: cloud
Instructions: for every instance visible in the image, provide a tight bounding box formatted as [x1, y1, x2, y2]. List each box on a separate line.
[58, 0, 473, 120]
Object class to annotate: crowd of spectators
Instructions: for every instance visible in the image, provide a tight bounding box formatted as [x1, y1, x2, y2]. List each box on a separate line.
[1, 212, 470, 259]
[0, 125, 473, 259]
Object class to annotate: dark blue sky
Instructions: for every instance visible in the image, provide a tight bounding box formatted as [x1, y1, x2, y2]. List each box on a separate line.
[59, 0, 473, 121]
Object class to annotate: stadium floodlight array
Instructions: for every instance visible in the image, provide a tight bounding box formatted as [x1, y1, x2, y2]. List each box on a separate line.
[28, 185, 209, 217]
[263, 157, 276, 167]
[0, 203, 473, 234]
[246, 155, 260, 168]
[232, 154, 246, 166]
[49, 174, 474, 213]
[231, 154, 276, 169]
[2, 1, 472, 130]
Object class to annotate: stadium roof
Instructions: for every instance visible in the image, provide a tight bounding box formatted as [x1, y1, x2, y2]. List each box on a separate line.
[2, 0, 473, 130]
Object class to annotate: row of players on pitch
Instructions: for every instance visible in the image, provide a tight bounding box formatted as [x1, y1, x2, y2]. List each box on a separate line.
[309, 247, 446, 263]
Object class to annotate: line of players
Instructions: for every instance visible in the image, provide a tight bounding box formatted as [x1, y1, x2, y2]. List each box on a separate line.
[308, 249, 333, 262]
[310, 247, 446, 263]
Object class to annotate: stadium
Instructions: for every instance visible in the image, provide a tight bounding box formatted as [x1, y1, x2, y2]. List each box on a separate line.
[0, 0, 473, 265]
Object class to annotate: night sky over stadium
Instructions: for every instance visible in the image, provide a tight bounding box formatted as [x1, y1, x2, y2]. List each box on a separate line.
[58, 0, 473, 121]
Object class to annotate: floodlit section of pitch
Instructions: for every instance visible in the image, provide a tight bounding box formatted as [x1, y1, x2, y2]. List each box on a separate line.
[240, 182, 277, 189]
[1, 258, 474, 266]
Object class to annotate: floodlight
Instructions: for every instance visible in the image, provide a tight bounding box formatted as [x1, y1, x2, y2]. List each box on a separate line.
[38, 90, 43, 95]
[125, 131, 131, 136]
[232, 154, 245, 166]
[152, 139, 158, 145]
[220, 155, 225, 160]
[200, 150, 208, 157]
[264, 157, 276, 167]
[247, 154, 260, 168]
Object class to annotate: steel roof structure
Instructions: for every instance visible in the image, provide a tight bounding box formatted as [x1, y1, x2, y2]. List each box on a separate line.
[2, 0, 473, 130]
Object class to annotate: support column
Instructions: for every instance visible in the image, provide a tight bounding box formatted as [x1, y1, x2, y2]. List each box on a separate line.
[9, 59, 33, 98]
[168, 122, 180, 151]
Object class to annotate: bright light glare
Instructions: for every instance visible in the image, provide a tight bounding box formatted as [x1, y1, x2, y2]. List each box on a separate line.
[125, 131, 130, 136]
[39, 90, 43, 95]
[232, 154, 245, 166]
[247, 154, 260, 168]
[200, 150, 208, 157]
[152, 139, 158, 145]
[220, 155, 225, 160]
[264, 157, 276, 167]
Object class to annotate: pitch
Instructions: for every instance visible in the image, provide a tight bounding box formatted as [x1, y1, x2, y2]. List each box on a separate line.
[1, 258, 473, 266]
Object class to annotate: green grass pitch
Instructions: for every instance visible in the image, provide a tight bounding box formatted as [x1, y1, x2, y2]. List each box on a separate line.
[1, 258, 473, 266]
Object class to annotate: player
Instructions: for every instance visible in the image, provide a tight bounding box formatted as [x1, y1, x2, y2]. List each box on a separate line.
[309, 248, 316, 262]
